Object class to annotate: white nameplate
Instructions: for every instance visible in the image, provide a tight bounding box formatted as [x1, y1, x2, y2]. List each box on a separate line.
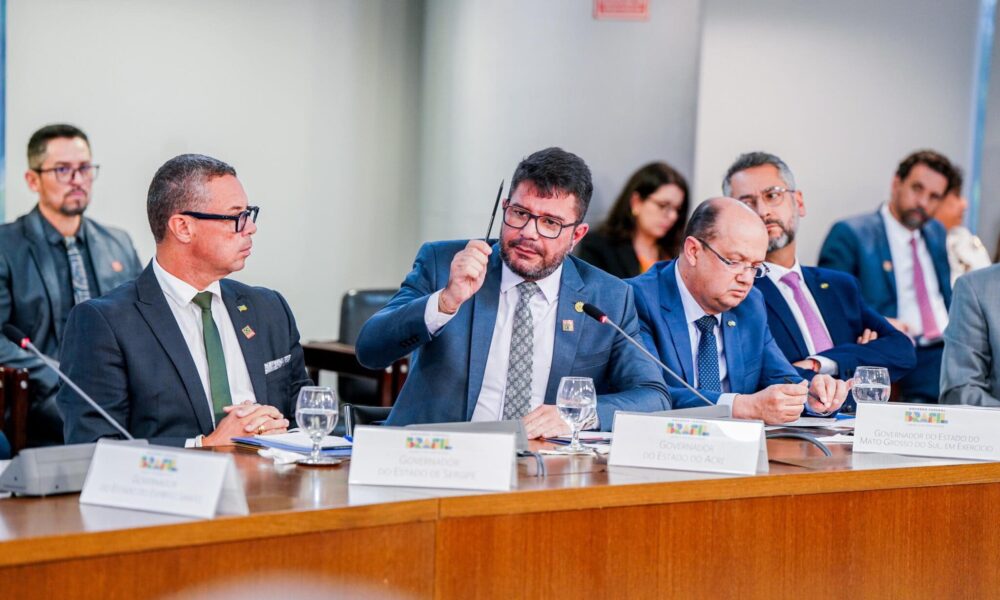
[80, 440, 249, 519]
[854, 402, 1000, 461]
[608, 412, 768, 475]
[348, 426, 517, 491]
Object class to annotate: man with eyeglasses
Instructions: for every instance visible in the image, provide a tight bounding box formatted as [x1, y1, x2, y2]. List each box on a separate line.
[0, 124, 141, 447]
[723, 152, 915, 408]
[57, 154, 309, 446]
[819, 150, 955, 403]
[629, 198, 848, 423]
[356, 147, 670, 438]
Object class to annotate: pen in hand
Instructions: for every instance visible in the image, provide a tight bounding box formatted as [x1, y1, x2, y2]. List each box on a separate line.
[783, 376, 832, 414]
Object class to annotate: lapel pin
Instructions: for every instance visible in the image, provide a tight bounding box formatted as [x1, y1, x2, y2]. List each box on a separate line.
[562, 319, 575, 332]
[237, 304, 248, 312]
[574, 301, 585, 313]
[820, 282, 830, 289]
[242, 325, 256, 339]
[111, 260, 124, 273]
[727, 320, 736, 327]
[882, 260, 893, 272]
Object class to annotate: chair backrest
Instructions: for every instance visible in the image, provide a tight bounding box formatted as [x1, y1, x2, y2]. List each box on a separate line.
[342, 403, 392, 437]
[338, 288, 397, 345]
[0, 367, 30, 455]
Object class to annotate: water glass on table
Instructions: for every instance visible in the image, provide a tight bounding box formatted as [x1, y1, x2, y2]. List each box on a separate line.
[556, 376, 597, 454]
[852, 366, 891, 405]
[295, 386, 341, 465]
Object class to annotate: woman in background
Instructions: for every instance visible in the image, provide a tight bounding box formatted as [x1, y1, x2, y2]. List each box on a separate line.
[575, 161, 689, 278]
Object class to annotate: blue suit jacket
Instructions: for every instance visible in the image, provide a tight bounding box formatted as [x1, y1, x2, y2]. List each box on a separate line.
[57, 264, 312, 446]
[754, 266, 916, 381]
[817, 210, 951, 317]
[628, 260, 800, 409]
[355, 240, 671, 429]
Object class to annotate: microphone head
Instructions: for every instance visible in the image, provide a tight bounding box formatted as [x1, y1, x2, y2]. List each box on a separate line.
[2, 324, 29, 348]
[580, 303, 608, 324]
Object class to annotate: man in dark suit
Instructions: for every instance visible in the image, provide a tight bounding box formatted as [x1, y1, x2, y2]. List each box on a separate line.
[629, 198, 849, 423]
[356, 147, 670, 438]
[818, 150, 954, 402]
[722, 152, 915, 396]
[57, 154, 310, 447]
[0, 124, 142, 446]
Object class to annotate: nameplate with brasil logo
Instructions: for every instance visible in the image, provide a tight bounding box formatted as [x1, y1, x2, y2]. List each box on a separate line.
[348, 426, 517, 491]
[608, 413, 768, 475]
[853, 402, 1000, 461]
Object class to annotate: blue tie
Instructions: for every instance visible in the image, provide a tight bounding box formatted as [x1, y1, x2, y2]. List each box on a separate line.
[695, 315, 721, 393]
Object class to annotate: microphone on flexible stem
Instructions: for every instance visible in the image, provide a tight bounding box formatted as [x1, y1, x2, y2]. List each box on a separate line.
[576, 302, 715, 408]
[2, 324, 134, 440]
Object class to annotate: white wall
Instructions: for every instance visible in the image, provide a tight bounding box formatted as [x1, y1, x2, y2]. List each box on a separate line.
[694, 0, 981, 263]
[417, 0, 704, 240]
[5, 0, 424, 341]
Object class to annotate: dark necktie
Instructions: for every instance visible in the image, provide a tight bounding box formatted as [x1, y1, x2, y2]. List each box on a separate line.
[695, 315, 721, 393]
[63, 237, 92, 305]
[192, 291, 232, 423]
[502, 281, 540, 420]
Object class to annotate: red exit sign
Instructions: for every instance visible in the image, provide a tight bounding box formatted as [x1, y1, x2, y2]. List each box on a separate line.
[594, 0, 649, 21]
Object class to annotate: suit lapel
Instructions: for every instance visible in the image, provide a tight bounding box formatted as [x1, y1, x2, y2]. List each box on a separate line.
[755, 276, 809, 357]
[23, 210, 67, 340]
[466, 248, 502, 420]
[875, 210, 898, 301]
[658, 262, 695, 384]
[134, 265, 215, 434]
[543, 260, 585, 404]
[720, 310, 743, 390]
[922, 223, 952, 305]
[83, 219, 121, 295]
[801, 267, 845, 345]
[221, 281, 267, 405]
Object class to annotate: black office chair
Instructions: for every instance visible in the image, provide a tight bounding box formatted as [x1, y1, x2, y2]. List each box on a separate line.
[342, 403, 392, 437]
[337, 289, 397, 405]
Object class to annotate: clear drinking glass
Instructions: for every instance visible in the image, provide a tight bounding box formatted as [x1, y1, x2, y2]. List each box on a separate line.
[294, 386, 340, 465]
[556, 377, 597, 453]
[852, 366, 891, 404]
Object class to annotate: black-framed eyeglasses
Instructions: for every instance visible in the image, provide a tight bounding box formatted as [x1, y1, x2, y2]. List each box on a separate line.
[502, 203, 581, 239]
[33, 164, 100, 183]
[181, 206, 259, 233]
[735, 186, 794, 209]
[694, 236, 769, 279]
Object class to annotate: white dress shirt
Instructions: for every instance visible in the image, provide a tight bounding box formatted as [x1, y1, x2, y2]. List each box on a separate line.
[880, 204, 949, 341]
[674, 268, 737, 406]
[152, 259, 256, 446]
[425, 263, 561, 421]
[763, 260, 838, 375]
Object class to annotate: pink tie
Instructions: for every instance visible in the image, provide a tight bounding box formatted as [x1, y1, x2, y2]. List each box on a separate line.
[779, 271, 834, 353]
[910, 235, 941, 340]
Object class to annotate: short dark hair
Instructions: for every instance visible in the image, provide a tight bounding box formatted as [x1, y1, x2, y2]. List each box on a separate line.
[896, 150, 956, 191]
[948, 165, 964, 194]
[684, 199, 722, 242]
[27, 124, 90, 169]
[722, 151, 796, 196]
[598, 161, 689, 258]
[510, 147, 594, 220]
[147, 154, 237, 243]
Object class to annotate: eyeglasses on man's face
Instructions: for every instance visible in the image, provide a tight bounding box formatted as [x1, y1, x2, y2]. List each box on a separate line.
[735, 186, 794, 209]
[181, 206, 260, 233]
[694, 236, 769, 279]
[34, 164, 100, 184]
[503, 203, 580, 239]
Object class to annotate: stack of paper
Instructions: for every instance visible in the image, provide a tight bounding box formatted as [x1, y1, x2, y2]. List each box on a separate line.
[233, 431, 352, 456]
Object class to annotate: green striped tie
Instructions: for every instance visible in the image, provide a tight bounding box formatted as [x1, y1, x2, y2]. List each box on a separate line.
[192, 292, 232, 423]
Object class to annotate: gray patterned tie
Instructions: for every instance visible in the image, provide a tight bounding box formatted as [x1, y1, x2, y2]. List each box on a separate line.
[63, 236, 92, 305]
[502, 281, 540, 420]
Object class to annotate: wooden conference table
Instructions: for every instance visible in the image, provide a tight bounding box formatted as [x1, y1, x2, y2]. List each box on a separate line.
[0, 439, 998, 599]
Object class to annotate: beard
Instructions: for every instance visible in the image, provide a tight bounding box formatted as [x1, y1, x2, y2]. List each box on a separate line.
[899, 207, 929, 230]
[764, 216, 796, 253]
[500, 236, 569, 281]
[59, 189, 90, 216]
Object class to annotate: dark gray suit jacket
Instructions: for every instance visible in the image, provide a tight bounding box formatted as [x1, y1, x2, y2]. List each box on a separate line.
[0, 206, 141, 396]
[940, 264, 1000, 406]
[56, 264, 312, 446]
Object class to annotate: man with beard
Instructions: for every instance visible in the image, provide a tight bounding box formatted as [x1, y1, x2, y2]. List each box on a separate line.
[723, 153, 914, 405]
[819, 150, 954, 402]
[356, 147, 670, 437]
[629, 198, 848, 422]
[0, 124, 141, 446]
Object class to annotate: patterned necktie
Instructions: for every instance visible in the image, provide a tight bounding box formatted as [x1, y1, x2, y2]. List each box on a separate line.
[502, 281, 540, 420]
[63, 237, 92, 305]
[779, 271, 834, 353]
[192, 291, 232, 423]
[910, 235, 941, 340]
[694, 315, 721, 393]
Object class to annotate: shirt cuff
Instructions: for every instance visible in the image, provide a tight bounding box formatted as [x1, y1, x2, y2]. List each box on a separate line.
[184, 435, 203, 448]
[810, 355, 839, 376]
[424, 290, 459, 336]
[717, 393, 737, 407]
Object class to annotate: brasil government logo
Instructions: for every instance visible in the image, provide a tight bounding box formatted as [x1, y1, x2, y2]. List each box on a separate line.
[405, 436, 453, 450]
[666, 421, 709, 436]
[904, 409, 948, 425]
[140, 454, 178, 472]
